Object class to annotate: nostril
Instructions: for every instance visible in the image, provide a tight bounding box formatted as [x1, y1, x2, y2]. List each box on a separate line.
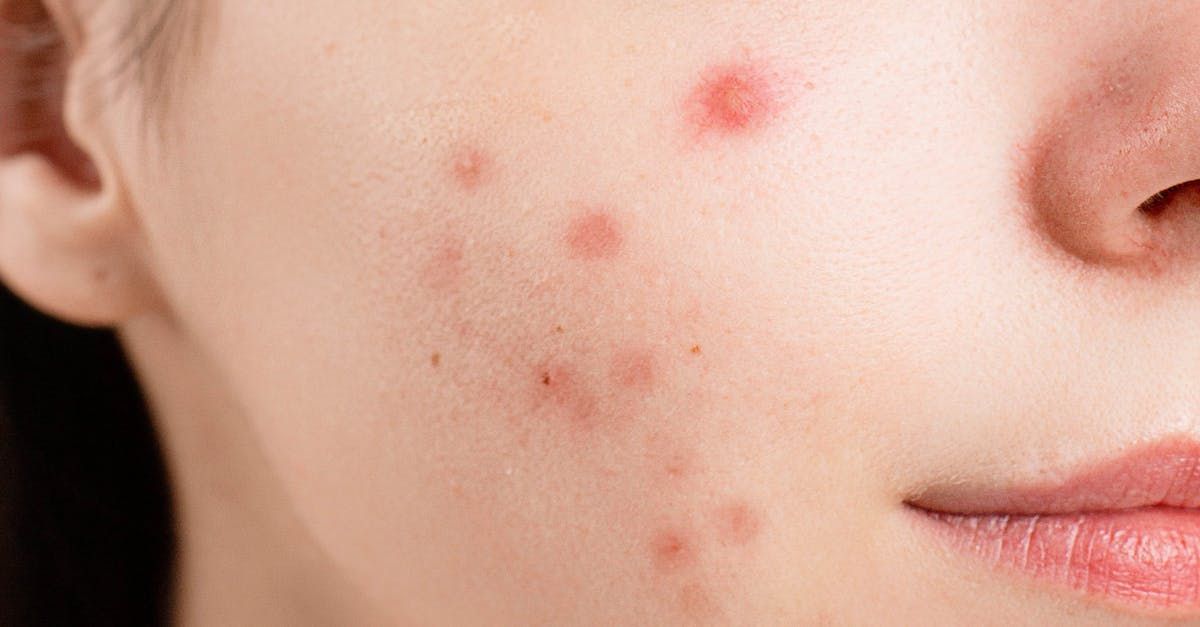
[1136, 180, 1196, 218]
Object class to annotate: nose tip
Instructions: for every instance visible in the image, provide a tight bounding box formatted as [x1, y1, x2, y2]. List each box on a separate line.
[1019, 48, 1200, 279]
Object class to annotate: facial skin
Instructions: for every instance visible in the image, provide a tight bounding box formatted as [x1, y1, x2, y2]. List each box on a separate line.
[4, 1, 1200, 625]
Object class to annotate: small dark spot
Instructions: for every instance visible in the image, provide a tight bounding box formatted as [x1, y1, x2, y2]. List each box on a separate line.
[554, 325, 565, 334]
[430, 352, 441, 367]
[541, 372, 552, 386]
[689, 344, 702, 355]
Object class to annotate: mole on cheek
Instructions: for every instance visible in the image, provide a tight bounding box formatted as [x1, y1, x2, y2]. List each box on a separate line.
[684, 61, 783, 137]
[564, 210, 624, 260]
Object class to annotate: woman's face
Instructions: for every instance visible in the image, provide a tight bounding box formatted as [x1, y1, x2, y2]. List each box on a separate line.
[109, 1, 1200, 624]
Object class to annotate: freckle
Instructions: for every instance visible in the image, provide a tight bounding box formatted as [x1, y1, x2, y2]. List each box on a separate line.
[430, 352, 441, 367]
[420, 236, 466, 292]
[565, 210, 623, 260]
[553, 325, 565, 334]
[685, 61, 784, 137]
[322, 41, 339, 57]
[713, 501, 762, 546]
[689, 344, 702, 355]
[611, 347, 657, 391]
[650, 529, 697, 572]
[450, 147, 490, 191]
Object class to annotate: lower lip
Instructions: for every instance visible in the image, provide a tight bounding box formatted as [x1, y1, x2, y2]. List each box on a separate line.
[912, 505, 1200, 613]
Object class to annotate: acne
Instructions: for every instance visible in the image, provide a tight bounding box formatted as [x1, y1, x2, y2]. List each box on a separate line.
[419, 236, 466, 292]
[685, 61, 783, 137]
[450, 146, 491, 191]
[531, 361, 599, 431]
[564, 210, 624, 260]
[610, 347, 658, 392]
[713, 500, 763, 546]
[650, 528, 698, 573]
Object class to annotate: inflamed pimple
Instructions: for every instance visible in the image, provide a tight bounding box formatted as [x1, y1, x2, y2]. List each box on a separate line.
[685, 60, 785, 137]
[650, 528, 698, 573]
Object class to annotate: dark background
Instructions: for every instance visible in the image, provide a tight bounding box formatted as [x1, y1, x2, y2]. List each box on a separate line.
[0, 281, 175, 626]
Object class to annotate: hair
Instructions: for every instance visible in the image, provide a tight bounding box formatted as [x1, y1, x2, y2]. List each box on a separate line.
[1, 2, 192, 624]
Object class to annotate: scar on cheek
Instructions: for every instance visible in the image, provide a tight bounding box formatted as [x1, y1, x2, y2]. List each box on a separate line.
[684, 60, 787, 137]
[450, 146, 491, 191]
[565, 209, 624, 260]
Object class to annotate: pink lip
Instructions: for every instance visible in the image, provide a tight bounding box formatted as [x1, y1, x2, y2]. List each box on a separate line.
[907, 437, 1200, 615]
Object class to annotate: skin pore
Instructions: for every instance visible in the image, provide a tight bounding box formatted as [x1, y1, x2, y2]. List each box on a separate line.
[3, 1, 1200, 625]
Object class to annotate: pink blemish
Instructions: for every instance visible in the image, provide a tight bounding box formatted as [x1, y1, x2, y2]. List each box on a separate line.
[450, 147, 490, 191]
[685, 61, 783, 137]
[532, 361, 599, 431]
[713, 501, 763, 546]
[419, 236, 466, 292]
[650, 528, 698, 573]
[565, 210, 623, 260]
[610, 348, 657, 391]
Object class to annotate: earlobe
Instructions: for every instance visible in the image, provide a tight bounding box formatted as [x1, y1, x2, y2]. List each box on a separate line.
[0, 150, 160, 327]
[0, 0, 163, 328]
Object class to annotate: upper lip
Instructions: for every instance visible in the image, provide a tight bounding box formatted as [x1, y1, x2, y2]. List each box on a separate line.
[904, 436, 1200, 515]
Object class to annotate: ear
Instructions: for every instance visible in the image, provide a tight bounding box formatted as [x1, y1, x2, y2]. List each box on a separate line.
[0, 0, 161, 327]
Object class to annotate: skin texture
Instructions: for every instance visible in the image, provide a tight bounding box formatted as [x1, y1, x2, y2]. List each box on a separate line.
[3, 1, 1200, 625]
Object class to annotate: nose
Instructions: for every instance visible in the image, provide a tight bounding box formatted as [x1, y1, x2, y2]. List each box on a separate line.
[1020, 36, 1200, 280]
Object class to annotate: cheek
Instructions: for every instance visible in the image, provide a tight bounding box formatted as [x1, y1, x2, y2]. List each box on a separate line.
[357, 145, 835, 621]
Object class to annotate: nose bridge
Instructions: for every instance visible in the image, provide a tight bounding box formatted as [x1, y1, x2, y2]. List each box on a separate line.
[1018, 35, 1200, 280]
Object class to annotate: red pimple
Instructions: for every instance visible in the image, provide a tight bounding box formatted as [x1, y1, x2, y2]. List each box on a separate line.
[650, 528, 697, 573]
[686, 61, 782, 137]
[450, 146, 490, 191]
[713, 501, 763, 546]
[565, 210, 623, 260]
[610, 347, 657, 391]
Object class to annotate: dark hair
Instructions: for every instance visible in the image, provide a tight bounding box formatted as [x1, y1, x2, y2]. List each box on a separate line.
[1, 2, 184, 625]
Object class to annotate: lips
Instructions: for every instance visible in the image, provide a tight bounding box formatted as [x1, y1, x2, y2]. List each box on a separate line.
[906, 438, 1200, 615]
